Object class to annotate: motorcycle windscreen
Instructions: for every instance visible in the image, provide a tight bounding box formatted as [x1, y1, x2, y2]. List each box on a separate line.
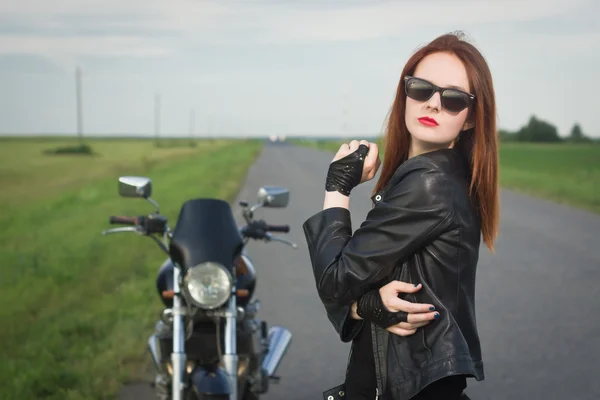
[169, 198, 244, 270]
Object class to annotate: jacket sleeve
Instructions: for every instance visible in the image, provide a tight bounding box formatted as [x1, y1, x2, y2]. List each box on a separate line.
[303, 162, 454, 315]
[323, 302, 365, 343]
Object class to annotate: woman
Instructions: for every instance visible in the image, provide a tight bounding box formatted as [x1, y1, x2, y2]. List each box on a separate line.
[303, 31, 499, 400]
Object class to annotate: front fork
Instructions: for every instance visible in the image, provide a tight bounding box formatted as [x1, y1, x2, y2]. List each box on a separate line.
[222, 290, 238, 400]
[172, 266, 186, 400]
[171, 266, 239, 400]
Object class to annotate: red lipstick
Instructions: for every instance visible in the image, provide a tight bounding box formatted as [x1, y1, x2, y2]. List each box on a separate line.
[418, 116, 438, 127]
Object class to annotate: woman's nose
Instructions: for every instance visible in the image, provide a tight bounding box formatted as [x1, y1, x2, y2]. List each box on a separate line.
[425, 92, 442, 111]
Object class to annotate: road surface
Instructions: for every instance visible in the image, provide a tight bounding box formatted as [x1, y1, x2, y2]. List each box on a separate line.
[121, 142, 600, 400]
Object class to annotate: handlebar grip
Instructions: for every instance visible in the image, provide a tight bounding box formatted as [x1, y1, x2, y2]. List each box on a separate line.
[266, 224, 290, 233]
[109, 216, 137, 226]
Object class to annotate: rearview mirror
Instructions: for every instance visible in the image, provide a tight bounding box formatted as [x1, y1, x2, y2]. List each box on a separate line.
[257, 186, 289, 208]
[118, 176, 152, 198]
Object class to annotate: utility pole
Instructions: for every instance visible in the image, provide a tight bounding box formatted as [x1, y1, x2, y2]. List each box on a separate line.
[154, 93, 161, 146]
[189, 109, 195, 146]
[76, 66, 83, 144]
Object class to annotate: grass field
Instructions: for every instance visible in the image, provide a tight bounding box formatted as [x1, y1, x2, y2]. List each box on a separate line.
[497, 142, 599, 213]
[0, 137, 263, 400]
[291, 138, 600, 214]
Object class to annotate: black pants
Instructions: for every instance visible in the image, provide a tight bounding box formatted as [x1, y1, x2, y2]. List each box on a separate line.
[407, 375, 467, 400]
[346, 373, 467, 400]
[345, 324, 468, 399]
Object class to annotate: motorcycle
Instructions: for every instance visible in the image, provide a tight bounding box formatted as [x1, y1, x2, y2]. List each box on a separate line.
[102, 176, 296, 400]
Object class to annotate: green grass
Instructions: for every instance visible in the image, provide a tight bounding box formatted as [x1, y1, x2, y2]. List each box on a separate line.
[498, 142, 600, 213]
[0, 137, 264, 400]
[291, 138, 600, 214]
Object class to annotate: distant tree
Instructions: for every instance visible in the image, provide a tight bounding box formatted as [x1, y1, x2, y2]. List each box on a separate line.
[498, 129, 518, 142]
[516, 115, 562, 142]
[568, 123, 591, 142]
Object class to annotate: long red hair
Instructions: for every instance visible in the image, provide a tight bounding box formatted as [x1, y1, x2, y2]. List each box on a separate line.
[374, 31, 499, 251]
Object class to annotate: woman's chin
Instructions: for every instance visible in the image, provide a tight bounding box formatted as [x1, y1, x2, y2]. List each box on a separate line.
[410, 132, 455, 149]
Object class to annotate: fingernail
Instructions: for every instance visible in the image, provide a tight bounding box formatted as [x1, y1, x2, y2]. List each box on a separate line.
[429, 306, 435, 311]
[434, 313, 440, 319]
[414, 283, 420, 287]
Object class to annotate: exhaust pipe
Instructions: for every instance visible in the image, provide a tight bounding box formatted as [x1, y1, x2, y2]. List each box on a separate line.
[262, 326, 292, 377]
[148, 334, 165, 374]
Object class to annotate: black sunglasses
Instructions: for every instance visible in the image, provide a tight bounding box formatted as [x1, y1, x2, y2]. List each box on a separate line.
[404, 76, 475, 113]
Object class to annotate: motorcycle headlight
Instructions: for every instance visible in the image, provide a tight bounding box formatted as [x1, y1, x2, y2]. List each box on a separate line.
[183, 262, 233, 309]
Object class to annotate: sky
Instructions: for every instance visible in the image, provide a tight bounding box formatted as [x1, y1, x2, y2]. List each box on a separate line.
[1, 0, 599, 138]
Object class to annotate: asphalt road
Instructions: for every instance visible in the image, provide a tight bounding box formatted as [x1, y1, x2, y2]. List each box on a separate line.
[121, 142, 600, 400]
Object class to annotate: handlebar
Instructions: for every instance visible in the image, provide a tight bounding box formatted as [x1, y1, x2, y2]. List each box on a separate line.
[109, 216, 138, 226]
[105, 213, 295, 250]
[241, 220, 289, 238]
[265, 224, 290, 233]
[240, 220, 296, 247]
[107, 214, 168, 235]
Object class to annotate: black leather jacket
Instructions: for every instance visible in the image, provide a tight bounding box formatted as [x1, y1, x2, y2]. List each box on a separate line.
[303, 148, 485, 399]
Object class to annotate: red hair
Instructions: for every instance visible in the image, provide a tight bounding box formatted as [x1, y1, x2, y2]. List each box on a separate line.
[374, 31, 499, 251]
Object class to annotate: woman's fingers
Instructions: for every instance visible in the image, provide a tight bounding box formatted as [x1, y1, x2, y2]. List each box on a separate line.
[385, 280, 423, 294]
[395, 320, 430, 331]
[361, 142, 380, 181]
[387, 313, 439, 336]
[384, 296, 435, 314]
[379, 280, 440, 337]
[406, 311, 439, 324]
[386, 326, 417, 337]
[365, 142, 378, 166]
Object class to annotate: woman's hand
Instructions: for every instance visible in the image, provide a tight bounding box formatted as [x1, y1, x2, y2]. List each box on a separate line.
[323, 139, 380, 209]
[350, 281, 439, 337]
[380, 281, 439, 337]
[331, 139, 381, 184]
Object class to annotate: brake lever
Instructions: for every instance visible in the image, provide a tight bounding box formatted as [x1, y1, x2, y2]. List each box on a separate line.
[265, 233, 298, 249]
[102, 226, 145, 236]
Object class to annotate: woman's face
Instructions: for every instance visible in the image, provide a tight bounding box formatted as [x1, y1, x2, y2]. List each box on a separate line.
[404, 51, 473, 150]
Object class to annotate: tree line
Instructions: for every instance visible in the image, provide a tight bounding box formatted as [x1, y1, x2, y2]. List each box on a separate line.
[499, 115, 597, 143]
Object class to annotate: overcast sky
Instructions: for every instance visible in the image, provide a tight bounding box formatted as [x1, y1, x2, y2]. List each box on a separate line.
[1, 0, 598, 137]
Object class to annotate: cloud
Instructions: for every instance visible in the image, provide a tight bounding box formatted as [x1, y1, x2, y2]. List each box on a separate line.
[0, 0, 161, 16]
[235, 0, 591, 44]
[0, 34, 174, 70]
[0, 0, 594, 65]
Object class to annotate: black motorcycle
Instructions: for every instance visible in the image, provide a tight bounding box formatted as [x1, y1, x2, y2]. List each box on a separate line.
[102, 176, 296, 400]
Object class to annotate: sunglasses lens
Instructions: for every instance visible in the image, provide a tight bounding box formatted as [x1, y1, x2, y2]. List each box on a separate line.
[406, 79, 434, 102]
[441, 90, 470, 112]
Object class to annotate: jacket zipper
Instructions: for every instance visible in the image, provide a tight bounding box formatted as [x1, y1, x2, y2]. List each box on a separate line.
[371, 190, 386, 400]
[371, 323, 384, 398]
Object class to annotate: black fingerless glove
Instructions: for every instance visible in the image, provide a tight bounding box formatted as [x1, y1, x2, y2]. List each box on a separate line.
[356, 289, 408, 329]
[325, 144, 369, 196]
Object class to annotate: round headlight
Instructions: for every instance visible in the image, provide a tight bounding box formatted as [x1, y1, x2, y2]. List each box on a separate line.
[183, 262, 233, 309]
